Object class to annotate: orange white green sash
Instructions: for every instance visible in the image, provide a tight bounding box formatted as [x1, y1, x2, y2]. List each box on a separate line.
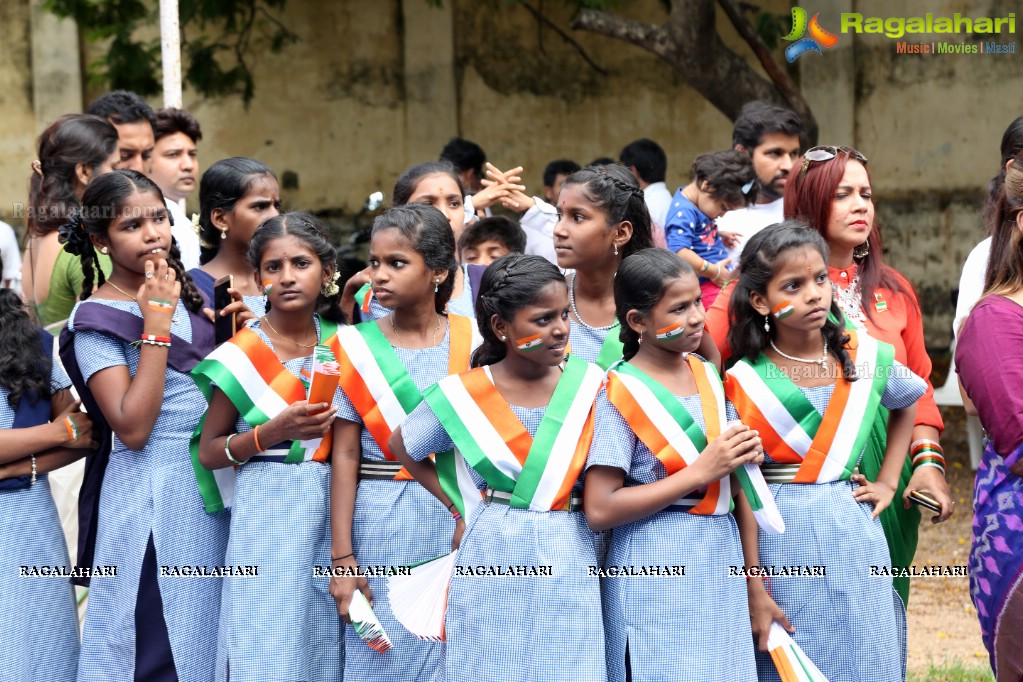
[724, 330, 894, 484]
[423, 355, 603, 518]
[604, 355, 732, 515]
[328, 314, 479, 480]
[189, 317, 341, 513]
[565, 324, 624, 371]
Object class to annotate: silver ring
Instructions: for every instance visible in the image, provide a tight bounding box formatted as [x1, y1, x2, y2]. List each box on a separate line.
[145, 271, 154, 279]
[164, 274, 170, 281]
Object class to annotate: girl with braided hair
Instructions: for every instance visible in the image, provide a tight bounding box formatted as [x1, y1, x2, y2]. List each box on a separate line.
[58, 170, 228, 682]
[329, 204, 480, 681]
[390, 253, 606, 681]
[585, 247, 762, 680]
[553, 163, 654, 371]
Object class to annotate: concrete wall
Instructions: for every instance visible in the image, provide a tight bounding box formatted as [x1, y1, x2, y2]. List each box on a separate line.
[1, 0, 1018, 348]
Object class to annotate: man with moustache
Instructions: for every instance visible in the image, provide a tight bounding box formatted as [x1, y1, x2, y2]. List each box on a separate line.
[86, 90, 157, 174]
[716, 101, 803, 261]
[151, 108, 203, 269]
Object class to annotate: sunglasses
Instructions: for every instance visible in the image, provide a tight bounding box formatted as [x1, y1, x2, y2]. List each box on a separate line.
[799, 146, 868, 178]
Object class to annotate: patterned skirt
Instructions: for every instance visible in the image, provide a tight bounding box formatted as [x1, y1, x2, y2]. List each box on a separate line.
[754, 480, 905, 682]
[0, 476, 80, 681]
[216, 461, 342, 682]
[602, 509, 756, 682]
[970, 441, 1023, 682]
[343, 479, 452, 681]
[77, 454, 230, 682]
[442, 502, 605, 682]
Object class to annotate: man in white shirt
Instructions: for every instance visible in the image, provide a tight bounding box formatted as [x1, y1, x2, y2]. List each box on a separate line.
[150, 108, 203, 270]
[620, 139, 671, 248]
[716, 102, 803, 261]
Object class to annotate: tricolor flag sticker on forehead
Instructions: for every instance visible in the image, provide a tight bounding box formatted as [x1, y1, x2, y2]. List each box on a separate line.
[771, 301, 794, 319]
[515, 333, 544, 352]
[655, 323, 685, 341]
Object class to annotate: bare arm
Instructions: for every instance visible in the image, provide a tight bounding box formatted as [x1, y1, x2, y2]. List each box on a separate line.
[0, 390, 93, 465]
[389, 426, 454, 508]
[734, 491, 793, 651]
[329, 419, 371, 621]
[852, 404, 916, 518]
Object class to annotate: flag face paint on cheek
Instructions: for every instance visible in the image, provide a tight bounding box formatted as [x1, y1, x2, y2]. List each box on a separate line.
[655, 322, 685, 342]
[515, 333, 544, 352]
[263, 280, 273, 295]
[771, 301, 794, 319]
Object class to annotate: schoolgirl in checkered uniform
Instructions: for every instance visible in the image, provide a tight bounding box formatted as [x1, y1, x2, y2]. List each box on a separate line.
[330, 204, 479, 681]
[0, 252, 92, 681]
[724, 223, 926, 681]
[192, 213, 347, 681]
[60, 170, 229, 682]
[391, 254, 606, 681]
[585, 248, 762, 681]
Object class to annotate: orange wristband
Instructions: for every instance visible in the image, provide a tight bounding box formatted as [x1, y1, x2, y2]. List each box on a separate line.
[253, 424, 264, 452]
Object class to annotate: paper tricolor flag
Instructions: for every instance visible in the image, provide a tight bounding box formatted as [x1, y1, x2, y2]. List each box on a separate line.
[655, 322, 685, 341]
[388, 552, 457, 642]
[767, 622, 828, 681]
[349, 590, 392, 653]
[772, 300, 794, 319]
[515, 333, 544, 352]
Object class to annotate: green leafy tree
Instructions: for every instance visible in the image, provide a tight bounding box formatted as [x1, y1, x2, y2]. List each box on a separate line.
[45, 0, 297, 105]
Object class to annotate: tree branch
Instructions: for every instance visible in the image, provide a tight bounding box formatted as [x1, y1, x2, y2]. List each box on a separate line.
[715, 0, 818, 143]
[571, 8, 672, 61]
[520, 2, 606, 75]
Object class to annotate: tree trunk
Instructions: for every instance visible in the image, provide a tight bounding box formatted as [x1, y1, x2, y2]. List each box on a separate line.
[571, 0, 819, 144]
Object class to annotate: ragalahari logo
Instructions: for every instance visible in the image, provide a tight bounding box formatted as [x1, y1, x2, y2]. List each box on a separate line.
[783, 7, 839, 62]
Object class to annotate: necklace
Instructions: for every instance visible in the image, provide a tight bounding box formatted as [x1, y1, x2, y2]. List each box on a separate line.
[389, 313, 442, 348]
[262, 316, 319, 348]
[569, 273, 617, 332]
[107, 281, 137, 301]
[832, 273, 866, 326]
[770, 336, 829, 370]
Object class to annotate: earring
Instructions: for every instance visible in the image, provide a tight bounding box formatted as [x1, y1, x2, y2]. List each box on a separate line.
[500, 335, 507, 341]
[764, 316, 770, 333]
[613, 243, 619, 256]
[853, 241, 869, 259]
[100, 246, 109, 254]
[220, 228, 228, 240]
[434, 278, 440, 293]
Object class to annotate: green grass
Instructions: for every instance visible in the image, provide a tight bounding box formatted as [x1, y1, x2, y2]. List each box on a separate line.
[908, 659, 995, 682]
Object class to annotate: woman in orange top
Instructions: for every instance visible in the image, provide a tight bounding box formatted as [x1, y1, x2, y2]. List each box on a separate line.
[705, 146, 952, 604]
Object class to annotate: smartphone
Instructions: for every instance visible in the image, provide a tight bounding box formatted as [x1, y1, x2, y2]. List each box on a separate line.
[908, 489, 942, 513]
[214, 275, 237, 345]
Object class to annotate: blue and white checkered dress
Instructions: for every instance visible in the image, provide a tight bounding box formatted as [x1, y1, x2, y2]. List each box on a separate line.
[71, 299, 231, 682]
[734, 362, 925, 682]
[366, 265, 476, 321]
[215, 319, 342, 682]
[0, 357, 80, 681]
[401, 399, 606, 682]
[335, 330, 459, 681]
[588, 388, 758, 682]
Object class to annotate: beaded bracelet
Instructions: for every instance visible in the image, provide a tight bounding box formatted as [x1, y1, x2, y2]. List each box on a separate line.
[224, 433, 245, 466]
[30, 454, 37, 485]
[140, 333, 172, 348]
[63, 414, 78, 442]
[910, 439, 946, 474]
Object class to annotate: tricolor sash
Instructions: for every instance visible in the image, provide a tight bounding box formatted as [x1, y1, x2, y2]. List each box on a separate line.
[724, 330, 894, 484]
[189, 318, 340, 512]
[423, 355, 603, 518]
[328, 315, 479, 482]
[605, 355, 732, 515]
[566, 324, 624, 371]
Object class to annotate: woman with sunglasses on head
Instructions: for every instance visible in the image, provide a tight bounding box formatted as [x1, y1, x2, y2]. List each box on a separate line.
[705, 146, 954, 606]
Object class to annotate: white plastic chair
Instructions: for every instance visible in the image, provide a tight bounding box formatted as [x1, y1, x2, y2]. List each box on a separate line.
[932, 344, 984, 470]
